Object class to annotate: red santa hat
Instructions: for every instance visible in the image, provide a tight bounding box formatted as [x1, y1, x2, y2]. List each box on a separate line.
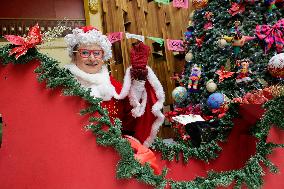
[65, 26, 112, 61]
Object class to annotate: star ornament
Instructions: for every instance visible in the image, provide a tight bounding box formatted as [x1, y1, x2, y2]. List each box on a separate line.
[216, 66, 235, 83]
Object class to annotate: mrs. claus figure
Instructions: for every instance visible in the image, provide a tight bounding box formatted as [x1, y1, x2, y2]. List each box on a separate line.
[64, 26, 165, 147]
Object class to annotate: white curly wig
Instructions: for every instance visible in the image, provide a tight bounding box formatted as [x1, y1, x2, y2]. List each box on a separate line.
[65, 27, 112, 61]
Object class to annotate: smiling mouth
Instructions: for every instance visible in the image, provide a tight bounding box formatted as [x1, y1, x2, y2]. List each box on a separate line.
[86, 62, 99, 66]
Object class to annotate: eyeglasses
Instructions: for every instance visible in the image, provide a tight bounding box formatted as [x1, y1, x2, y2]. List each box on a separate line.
[73, 49, 104, 58]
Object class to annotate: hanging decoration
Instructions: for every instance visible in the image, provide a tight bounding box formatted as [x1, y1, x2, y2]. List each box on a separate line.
[235, 59, 253, 83]
[173, 0, 189, 8]
[188, 64, 202, 92]
[107, 32, 124, 43]
[204, 11, 214, 30]
[166, 39, 185, 51]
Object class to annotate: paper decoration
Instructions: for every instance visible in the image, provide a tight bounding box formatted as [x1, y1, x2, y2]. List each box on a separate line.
[147, 37, 164, 46]
[154, 0, 170, 4]
[173, 0, 189, 8]
[125, 33, 145, 42]
[107, 32, 123, 43]
[172, 114, 205, 125]
[167, 39, 185, 51]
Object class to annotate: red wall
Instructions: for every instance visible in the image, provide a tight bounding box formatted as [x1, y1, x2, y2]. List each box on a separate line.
[0, 0, 85, 19]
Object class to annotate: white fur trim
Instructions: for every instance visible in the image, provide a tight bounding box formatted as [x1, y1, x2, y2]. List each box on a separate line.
[125, 33, 145, 42]
[65, 28, 112, 61]
[128, 80, 147, 118]
[64, 64, 117, 101]
[143, 66, 165, 147]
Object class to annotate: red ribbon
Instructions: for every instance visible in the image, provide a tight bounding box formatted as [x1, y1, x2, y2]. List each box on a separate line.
[255, 19, 284, 54]
[5, 24, 42, 59]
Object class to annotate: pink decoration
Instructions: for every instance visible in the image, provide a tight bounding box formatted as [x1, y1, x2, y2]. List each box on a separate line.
[107, 32, 123, 43]
[173, 0, 189, 8]
[167, 39, 185, 52]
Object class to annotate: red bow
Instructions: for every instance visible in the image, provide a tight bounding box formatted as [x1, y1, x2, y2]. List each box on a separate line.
[125, 136, 161, 175]
[255, 19, 284, 54]
[5, 24, 42, 59]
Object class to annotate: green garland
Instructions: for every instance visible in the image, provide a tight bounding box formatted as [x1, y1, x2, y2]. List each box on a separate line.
[1, 45, 284, 189]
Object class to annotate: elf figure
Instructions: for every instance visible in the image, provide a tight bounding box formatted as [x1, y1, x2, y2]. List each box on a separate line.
[236, 59, 252, 83]
[222, 21, 255, 58]
[188, 64, 202, 91]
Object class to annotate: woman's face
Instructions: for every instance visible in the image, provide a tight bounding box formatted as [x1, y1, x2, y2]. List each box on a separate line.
[73, 43, 105, 74]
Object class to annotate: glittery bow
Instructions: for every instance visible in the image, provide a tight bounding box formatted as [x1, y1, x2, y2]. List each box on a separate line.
[5, 24, 42, 59]
[255, 19, 284, 54]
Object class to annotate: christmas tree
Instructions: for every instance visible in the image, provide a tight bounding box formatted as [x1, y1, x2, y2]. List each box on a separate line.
[183, 0, 283, 105]
[154, 0, 284, 161]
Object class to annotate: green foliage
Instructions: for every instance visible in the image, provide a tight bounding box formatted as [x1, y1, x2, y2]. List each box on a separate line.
[185, 0, 284, 105]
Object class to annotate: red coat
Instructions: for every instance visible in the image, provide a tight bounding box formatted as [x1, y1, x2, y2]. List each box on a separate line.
[102, 76, 159, 144]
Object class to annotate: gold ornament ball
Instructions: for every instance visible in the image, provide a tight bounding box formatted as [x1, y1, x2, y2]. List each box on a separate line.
[192, 0, 208, 10]
[206, 80, 217, 92]
[218, 38, 228, 48]
[185, 52, 193, 62]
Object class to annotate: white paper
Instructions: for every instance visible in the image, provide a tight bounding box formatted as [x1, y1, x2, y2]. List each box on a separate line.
[172, 114, 205, 125]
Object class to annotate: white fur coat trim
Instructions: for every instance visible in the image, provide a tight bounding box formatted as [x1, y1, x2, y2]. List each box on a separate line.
[64, 64, 165, 147]
[64, 64, 117, 101]
[143, 66, 165, 147]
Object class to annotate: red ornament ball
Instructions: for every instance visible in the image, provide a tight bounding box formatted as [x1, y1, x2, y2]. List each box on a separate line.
[192, 0, 208, 9]
[268, 53, 284, 78]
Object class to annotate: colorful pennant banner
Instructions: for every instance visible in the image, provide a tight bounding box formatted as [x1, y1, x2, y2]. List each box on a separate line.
[173, 0, 189, 8]
[154, 0, 170, 4]
[167, 39, 185, 51]
[106, 32, 184, 52]
[107, 32, 123, 43]
[125, 32, 145, 42]
[147, 37, 164, 46]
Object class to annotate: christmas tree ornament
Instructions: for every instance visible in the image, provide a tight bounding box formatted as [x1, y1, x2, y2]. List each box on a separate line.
[204, 12, 214, 30]
[206, 79, 217, 93]
[215, 66, 235, 83]
[222, 21, 256, 56]
[207, 93, 225, 109]
[185, 51, 193, 62]
[192, 0, 208, 9]
[188, 64, 202, 92]
[236, 59, 253, 83]
[228, 2, 245, 16]
[268, 53, 284, 78]
[172, 86, 188, 103]
[217, 38, 229, 48]
[255, 19, 284, 54]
